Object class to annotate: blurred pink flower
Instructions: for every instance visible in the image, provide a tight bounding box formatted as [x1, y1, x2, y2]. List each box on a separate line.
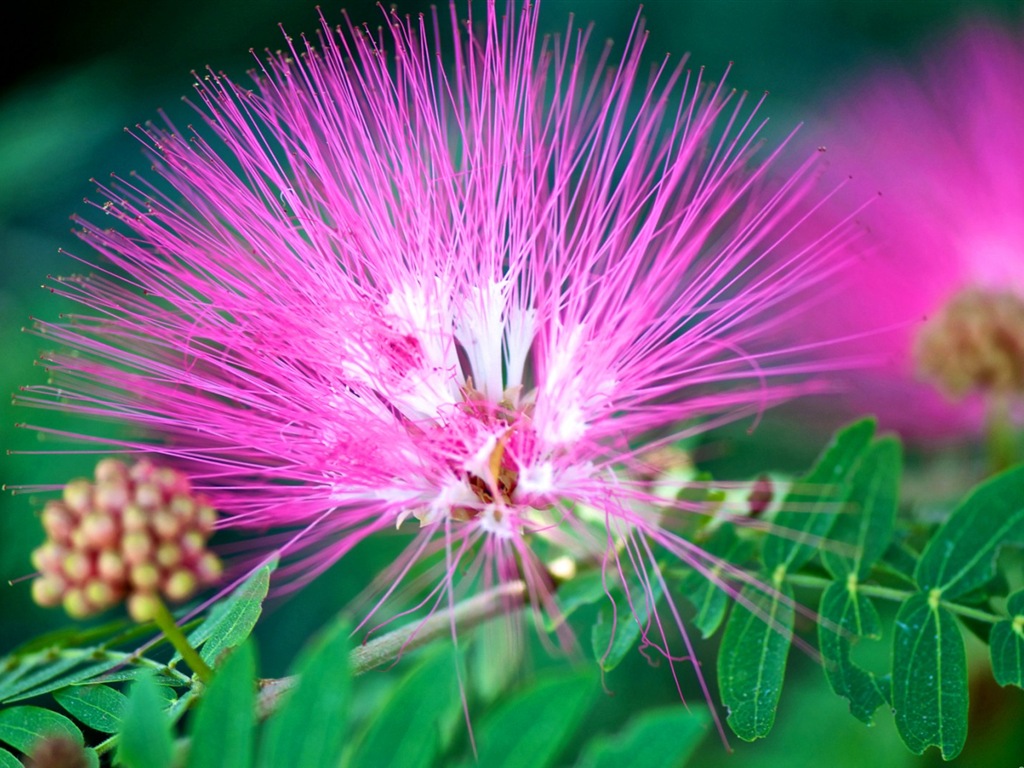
[819, 19, 1024, 441]
[21, 1, 848, 702]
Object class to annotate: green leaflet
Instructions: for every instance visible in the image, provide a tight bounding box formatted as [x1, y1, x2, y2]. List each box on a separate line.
[474, 673, 595, 768]
[182, 557, 276, 665]
[680, 524, 753, 639]
[915, 465, 1024, 600]
[577, 706, 710, 768]
[187, 641, 257, 768]
[54, 684, 127, 734]
[257, 616, 350, 768]
[116, 671, 174, 768]
[543, 569, 607, 632]
[891, 593, 967, 760]
[348, 649, 459, 768]
[591, 574, 665, 672]
[763, 419, 875, 575]
[718, 582, 794, 741]
[822, 437, 900, 580]
[990, 588, 1024, 688]
[0, 749, 20, 768]
[817, 580, 887, 724]
[0, 705, 83, 754]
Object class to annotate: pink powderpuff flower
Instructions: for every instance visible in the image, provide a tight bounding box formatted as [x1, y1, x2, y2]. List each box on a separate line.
[19, 1, 853, 719]
[814, 19, 1024, 442]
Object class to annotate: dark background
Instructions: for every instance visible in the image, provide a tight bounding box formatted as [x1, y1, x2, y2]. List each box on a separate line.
[2, 2, 1022, 766]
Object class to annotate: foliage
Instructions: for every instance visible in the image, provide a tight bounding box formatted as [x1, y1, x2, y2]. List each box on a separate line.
[1, 421, 1023, 765]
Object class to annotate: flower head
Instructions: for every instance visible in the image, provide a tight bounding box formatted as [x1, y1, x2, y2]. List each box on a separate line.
[30, 459, 221, 622]
[815, 19, 1024, 440]
[20, 1, 848, 706]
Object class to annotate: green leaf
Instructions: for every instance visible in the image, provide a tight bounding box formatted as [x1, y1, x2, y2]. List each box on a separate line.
[817, 581, 886, 723]
[990, 589, 1024, 688]
[822, 437, 900, 579]
[185, 558, 275, 665]
[577, 706, 710, 768]
[0, 653, 90, 703]
[0, 706, 83, 753]
[763, 419, 875, 575]
[891, 593, 967, 759]
[915, 465, 1024, 600]
[717, 581, 794, 741]
[187, 641, 256, 768]
[475, 672, 595, 768]
[54, 684, 127, 734]
[348, 649, 459, 768]
[116, 670, 174, 768]
[544, 570, 607, 632]
[591, 575, 665, 672]
[257, 617, 350, 768]
[0, 749, 20, 768]
[680, 524, 753, 639]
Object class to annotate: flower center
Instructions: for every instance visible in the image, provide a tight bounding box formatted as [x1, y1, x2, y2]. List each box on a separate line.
[914, 286, 1024, 399]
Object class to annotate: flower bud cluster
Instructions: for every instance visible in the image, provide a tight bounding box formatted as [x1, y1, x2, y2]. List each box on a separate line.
[31, 459, 222, 622]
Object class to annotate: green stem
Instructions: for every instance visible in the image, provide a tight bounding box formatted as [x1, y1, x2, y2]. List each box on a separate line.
[150, 597, 213, 684]
[986, 394, 1018, 474]
[785, 572, 1006, 624]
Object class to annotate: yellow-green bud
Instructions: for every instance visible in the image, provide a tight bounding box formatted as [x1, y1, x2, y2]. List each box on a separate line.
[127, 592, 160, 623]
[62, 480, 92, 515]
[130, 563, 161, 591]
[31, 575, 66, 607]
[164, 570, 198, 601]
[62, 551, 92, 583]
[63, 588, 92, 619]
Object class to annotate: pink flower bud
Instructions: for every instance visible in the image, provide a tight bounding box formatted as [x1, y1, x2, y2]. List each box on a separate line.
[94, 458, 129, 484]
[31, 574, 66, 608]
[41, 502, 75, 545]
[62, 551, 93, 583]
[80, 513, 119, 550]
[61, 480, 92, 516]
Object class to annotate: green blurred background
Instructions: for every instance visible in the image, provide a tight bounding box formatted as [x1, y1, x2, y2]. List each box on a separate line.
[2, 1, 1023, 766]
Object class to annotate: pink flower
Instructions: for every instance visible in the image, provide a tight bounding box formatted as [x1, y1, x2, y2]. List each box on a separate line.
[817, 19, 1024, 441]
[21, 1, 848, 709]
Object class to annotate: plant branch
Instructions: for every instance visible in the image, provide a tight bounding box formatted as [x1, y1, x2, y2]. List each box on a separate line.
[785, 573, 1007, 624]
[257, 580, 527, 717]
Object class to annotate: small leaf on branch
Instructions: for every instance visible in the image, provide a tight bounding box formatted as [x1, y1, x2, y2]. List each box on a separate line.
[0, 706, 83, 754]
[915, 465, 1024, 600]
[577, 706, 710, 768]
[822, 436, 901, 579]
[679, 524, 753, 639]
[257, 616, 350, 768]
[116, 670, 174, 768]
[54, 684, 127, 734]
[718, 582, 794, 741]
[474, 672, 595, 768]
[817, 580, 886, 723]
[348, 649, 459, 768]
[591, 574, 665, 672]
[990, 588, 1024, 688]
[891, 593, 967, 760]
[187, 640, 256, 768]
[763, 418, 875, 575]
[182, 557, 276, 665]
